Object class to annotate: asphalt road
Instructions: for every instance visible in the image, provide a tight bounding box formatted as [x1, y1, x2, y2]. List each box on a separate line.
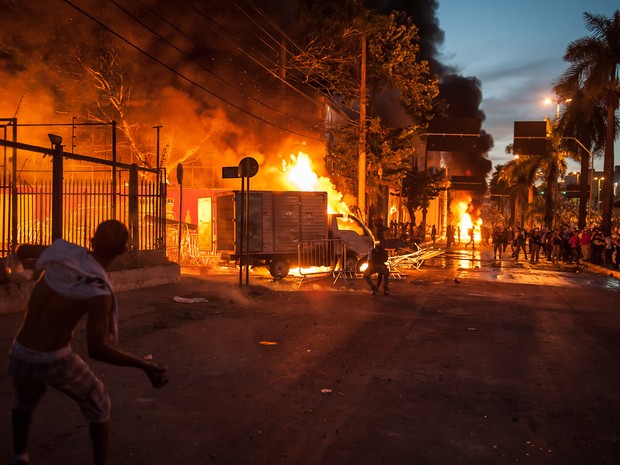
[1, 245, 620, 465]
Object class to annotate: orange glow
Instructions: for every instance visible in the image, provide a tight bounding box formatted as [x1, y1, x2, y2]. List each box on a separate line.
[281, 151, 349, 214]
[454, 197, 482, 242]
[289, 265, 333, 276]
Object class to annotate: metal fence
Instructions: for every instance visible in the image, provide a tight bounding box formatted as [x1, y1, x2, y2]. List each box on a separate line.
[0, 120, 169, 259]
[297, 239, 347, 284]
[0, 175, 166, 257]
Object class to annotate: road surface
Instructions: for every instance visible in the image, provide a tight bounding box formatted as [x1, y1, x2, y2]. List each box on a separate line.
[1, 245, 619, 464]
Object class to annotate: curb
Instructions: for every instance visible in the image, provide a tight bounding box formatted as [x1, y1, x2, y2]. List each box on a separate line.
[582, 262, 620, 280]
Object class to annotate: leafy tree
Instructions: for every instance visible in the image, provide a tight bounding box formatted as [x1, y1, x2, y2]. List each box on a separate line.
[553, 10, 620, 235]
[293, 1, 439, 211]
[401, 169, 444, 238]
[499, 148, 537, 228]
[489, 163, 511, 220]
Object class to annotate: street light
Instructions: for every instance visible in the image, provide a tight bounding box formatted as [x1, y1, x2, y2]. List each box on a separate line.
[544, 97, 572, 120]
[569, 171, 580, 184]
[47, 133, 63, 146]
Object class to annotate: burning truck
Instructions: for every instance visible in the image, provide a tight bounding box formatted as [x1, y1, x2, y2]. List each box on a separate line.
[214, 190, 374, 279]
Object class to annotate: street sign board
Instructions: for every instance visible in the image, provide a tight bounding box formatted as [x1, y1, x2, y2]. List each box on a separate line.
[222, 166, 240, 178]
[513, 121, 547, 156]
[427, 117, 481, 152]
[239, 157, 259, 178]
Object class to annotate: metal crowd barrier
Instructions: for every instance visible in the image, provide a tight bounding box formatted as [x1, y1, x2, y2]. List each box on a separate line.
[388, 244, 444, 272]
[297, 239, 346, 285]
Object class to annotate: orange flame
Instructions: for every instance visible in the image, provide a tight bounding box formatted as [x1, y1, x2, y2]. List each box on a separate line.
[281, 152, 349, 214]
[454, 198, 482, 242]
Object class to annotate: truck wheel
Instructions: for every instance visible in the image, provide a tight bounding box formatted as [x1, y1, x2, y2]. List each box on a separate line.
[269, 260, 290, 279]
[344, 256, 360, 272]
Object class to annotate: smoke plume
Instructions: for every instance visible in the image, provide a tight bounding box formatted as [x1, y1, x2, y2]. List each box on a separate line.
[1, 0, 493, 202]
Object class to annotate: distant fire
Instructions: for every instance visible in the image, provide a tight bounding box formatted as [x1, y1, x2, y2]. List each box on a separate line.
[453, 197, 482, 242]
[281, 151, 349, 214]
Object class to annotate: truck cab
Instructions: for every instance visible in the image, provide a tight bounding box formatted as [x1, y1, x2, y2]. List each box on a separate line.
[328, 213, 375, 271]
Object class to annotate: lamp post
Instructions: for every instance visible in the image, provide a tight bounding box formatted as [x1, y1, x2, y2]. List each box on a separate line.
[596, 177, 604, 210]
[544, 97, 572, 120]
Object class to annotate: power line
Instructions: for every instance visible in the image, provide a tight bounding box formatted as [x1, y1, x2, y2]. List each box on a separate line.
[235, 0, 365, 123]
[133, 0, 358, 127]
[180, 0, 334, 117]
[62, 0, 323, 142]
[232, 0, 352, 112]
[234, 0, 340, 99]
[118, 0, 320, 130]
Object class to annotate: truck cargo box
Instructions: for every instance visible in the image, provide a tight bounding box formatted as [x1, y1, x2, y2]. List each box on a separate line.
[217, 190, 329, 256]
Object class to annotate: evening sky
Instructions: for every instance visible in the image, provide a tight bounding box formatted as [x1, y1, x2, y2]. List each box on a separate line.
[436, 0, 619, 172]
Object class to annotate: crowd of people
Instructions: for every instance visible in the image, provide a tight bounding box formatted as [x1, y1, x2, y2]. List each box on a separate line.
[375, 212, 620, 270]
[481, 224, 620, 269]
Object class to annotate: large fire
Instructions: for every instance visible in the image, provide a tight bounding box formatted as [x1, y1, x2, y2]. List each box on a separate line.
[279, 151, 351, 276]
[453, 197, 482, 242]
[281, 152, 349, 215]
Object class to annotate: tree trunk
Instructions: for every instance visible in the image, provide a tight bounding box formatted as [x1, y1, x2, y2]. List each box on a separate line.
[578, 148, 589, 229]
[601, 93, 617, 236]
[527, 184, 534, 230]
[544, 166, 557, 229]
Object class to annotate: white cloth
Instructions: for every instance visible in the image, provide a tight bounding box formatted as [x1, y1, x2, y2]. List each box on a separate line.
[36, 239, 118, 343]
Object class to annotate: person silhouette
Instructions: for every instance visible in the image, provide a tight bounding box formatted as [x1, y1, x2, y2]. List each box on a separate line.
[8, 220, 168, 465]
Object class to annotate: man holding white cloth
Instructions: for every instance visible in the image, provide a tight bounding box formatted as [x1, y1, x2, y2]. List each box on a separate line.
[8, 220, 168, 465]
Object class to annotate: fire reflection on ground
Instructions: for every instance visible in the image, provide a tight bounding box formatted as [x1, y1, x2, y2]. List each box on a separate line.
[440, 249, 484, 270]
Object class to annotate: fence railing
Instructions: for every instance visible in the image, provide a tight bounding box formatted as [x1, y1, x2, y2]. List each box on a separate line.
[1, 175, 166, 257]
[297, 239, 346, 285]
[1, 132, 167, 258]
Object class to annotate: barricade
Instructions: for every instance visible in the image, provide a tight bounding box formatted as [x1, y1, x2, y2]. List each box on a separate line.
[388, 244, 444, 272]
[297, 239, 346, 285]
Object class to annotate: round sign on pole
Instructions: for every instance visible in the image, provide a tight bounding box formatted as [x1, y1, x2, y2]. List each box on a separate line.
[176, 163, 184, 184]
[239, 157, 259, 178]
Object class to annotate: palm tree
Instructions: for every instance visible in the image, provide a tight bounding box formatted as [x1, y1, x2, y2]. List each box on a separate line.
[499, 151, 537, 228]
[554, 89, 607, 228]
[553, 10, 620, 235]
[502, 123, 568, 229]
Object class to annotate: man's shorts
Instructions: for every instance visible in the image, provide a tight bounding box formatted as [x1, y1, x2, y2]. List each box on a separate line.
[8, 343, 111, 423]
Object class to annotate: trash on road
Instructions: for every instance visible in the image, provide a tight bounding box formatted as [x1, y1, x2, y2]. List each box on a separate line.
[173, 296, 208, 303]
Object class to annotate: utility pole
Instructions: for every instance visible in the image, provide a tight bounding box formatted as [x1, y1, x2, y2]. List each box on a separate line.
[358, 32, 367, 222]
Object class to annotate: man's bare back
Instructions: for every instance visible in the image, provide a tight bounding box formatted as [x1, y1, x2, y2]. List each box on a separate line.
[15, 278, 105, 352]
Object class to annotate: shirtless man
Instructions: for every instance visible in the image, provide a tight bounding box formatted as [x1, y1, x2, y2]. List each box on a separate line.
[8, 220, 168, 465]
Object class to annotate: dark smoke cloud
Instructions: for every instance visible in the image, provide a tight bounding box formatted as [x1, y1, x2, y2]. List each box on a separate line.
[437, 74, 485, 121]
[367, 0, 494, 184]
[0, 0, 325, 188]
[1, 0, 492, 193]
